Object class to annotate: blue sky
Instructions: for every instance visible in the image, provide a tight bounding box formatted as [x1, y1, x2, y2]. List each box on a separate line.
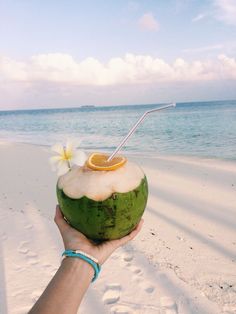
[0, 0, 236, 109]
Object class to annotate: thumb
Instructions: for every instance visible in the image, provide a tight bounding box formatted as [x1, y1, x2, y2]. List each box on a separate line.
[54, 205, 70, 234]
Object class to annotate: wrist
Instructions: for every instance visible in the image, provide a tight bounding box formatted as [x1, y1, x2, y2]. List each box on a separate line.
[61, 256, 94, 279]
[62, 249, 101, 282]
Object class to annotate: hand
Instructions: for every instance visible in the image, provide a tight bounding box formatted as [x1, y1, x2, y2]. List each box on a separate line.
[54, 205, 144, 265]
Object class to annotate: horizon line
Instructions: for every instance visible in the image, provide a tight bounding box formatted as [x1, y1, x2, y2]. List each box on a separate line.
[0, 98, 236, 113]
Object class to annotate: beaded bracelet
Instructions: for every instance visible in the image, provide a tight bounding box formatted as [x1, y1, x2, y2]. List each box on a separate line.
[62, 249, 101, 282]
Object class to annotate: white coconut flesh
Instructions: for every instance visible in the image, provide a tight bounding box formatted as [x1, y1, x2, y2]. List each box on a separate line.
[58, 161, 145, 201]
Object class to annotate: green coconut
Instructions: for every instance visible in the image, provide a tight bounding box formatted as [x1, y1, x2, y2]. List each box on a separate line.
[56, 161, 148, 240]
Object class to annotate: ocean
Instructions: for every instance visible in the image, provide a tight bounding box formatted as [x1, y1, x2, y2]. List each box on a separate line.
[0, 100, 236, 160]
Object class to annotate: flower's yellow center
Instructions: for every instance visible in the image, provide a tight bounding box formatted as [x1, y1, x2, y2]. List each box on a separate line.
[62, 148, 72, 161]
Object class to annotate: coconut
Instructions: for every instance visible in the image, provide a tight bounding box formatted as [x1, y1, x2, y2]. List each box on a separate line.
[57, 161, 148, 240]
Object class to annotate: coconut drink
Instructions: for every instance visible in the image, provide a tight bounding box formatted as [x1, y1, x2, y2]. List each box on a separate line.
[56, 153, 148, 240]
[51, 104, 175, 241]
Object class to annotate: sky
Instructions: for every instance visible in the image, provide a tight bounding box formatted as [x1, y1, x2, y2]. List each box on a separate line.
[0, 0, 236, 110]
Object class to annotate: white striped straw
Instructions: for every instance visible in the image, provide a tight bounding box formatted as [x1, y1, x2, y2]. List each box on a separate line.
[107, 103, 176, 162]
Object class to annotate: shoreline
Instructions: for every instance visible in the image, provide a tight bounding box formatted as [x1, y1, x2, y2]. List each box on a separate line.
[0, 142, 236, 313]
[1, 138, 236, 165]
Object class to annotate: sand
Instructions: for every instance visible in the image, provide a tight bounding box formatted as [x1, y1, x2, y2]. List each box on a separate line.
[0, 142, 236, 314]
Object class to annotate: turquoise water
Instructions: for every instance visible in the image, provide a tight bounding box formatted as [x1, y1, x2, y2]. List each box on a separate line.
[0, 100, 236, 160]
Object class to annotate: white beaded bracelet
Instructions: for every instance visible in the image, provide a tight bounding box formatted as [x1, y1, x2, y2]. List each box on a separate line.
[61, 249, 99, 264]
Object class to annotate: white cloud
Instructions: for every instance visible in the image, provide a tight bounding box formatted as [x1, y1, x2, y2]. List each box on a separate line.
[192, 1, 236, 26]
[192, 13, 207, 22]
[214, 0, 236, 25]
[0, 53, 236, 87]
[218, 54, 236, 77]
[138, 13, 159, 32]
[183, 44, 223, 53]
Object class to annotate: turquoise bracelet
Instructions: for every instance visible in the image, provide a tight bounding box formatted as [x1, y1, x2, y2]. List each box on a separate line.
[62, 250, 101, 282]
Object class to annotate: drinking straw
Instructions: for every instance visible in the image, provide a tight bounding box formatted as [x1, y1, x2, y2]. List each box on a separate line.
[107, 103, 176, 162]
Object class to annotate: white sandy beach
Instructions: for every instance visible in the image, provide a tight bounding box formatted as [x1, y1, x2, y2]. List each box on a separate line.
[0, 142, 236, 314]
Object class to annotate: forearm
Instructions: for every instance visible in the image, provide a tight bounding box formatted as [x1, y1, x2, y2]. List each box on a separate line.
[29, 258, 94, 314]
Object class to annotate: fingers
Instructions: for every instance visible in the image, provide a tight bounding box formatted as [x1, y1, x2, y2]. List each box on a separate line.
[54, 205, 71, 234]
[110, 219, 144, 249]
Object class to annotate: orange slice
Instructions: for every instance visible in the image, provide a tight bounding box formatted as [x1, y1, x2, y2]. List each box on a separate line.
[87, 153, 127, 171]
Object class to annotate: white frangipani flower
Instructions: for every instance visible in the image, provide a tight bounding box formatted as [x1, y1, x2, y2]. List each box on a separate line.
[49, 139, 87, 176]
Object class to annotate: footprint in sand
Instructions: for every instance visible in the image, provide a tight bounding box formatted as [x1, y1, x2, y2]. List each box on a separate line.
[24, 224, 33, 230]
[139, 281, 155, 293]
[129, 265, 142, 275]
[25, 250, 39, 265]
[131, 274, 142, 284]
[128, 263, 145, 285]
[11, 291, 24, 298]
[13, 263, 25, 272]
[123, 253, 156, 295]
[42, 263, 52, 269]
[132, 272, 155, 293]
[102, 283, 121, 304]
[27, 251, 37, 257]
[42, 263, 55, 275]
[17, 241, 30, 254]
[110, 305, 134, 314]
[27, 256, 39, 265]
[160, 296, 177, 313]
[122, 252, 133, 262]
